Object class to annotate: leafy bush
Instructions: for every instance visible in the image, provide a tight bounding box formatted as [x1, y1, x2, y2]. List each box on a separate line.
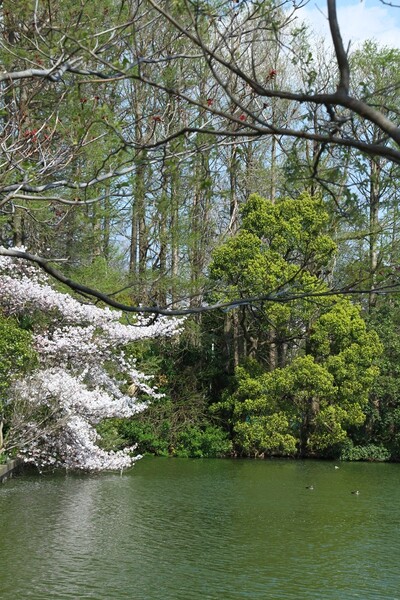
[119, 420, 171, 456]
[0, 314, 37, 398]
[174, 425, 232, 458]
[340, 441, 390, 462]
[0, 452, 9, 464]
[96, 419, 128, 452]
[0, 313, 37, 458]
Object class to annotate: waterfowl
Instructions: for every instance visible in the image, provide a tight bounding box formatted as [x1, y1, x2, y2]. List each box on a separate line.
[351, 490, 360, 495]
[306, 485, 314, 490]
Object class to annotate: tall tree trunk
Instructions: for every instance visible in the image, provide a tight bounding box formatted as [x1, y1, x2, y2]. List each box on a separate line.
[129, 149, 148, 300]
[103, 188, 111, 260]
[12, 210, 24, 246]
[229, 145, 239, 233]
[368, 158, 381, 312]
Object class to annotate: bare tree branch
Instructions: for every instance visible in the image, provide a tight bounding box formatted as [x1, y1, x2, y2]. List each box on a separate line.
[1, 247, 399, 316]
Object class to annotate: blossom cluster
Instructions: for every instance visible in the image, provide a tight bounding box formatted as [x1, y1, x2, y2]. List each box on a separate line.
[1, 251, 183, 471]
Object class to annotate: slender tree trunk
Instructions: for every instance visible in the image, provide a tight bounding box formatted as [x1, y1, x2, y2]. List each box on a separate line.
[91, 202, 102, 259]
[268, 332, 277, 372]
[12, 211, 24, 246]
[368, 158, 381, 312]
[223, 312, 240, 372]
[229, 145, 239, 233]
[103, 188, 111, 260]
[129, 149, 148, 299]
[270, 135, 277, 203]
[169, 149, 180, 307]
[129, 189, 138, 275]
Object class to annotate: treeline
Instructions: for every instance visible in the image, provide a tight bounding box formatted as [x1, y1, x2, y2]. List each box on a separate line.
[100, 194, 399, 462]
[1, 1, 400, 464]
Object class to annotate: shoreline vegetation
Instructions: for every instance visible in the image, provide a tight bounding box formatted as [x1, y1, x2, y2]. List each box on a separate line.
[96, 419, 396, 464]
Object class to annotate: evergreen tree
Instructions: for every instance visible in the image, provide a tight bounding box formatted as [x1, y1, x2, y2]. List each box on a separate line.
[209, 193, 381, 457]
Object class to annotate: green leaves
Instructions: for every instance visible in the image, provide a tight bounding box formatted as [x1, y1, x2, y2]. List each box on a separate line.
[234, 414, 297, 457]
[223, 301, 380, 457]
[210, 192, 336, 301]
[0, 314, 37, 400]
[209, 193, 381, 457]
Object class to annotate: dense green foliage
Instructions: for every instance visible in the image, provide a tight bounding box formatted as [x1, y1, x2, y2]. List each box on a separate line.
[96, 332, 232, 458]
[348, 299, 400, 460]
[0, 313, 37, 456]
[0, 314, 37, 400]
[214, 300, 381, 458]
[207, 195, 381, 458]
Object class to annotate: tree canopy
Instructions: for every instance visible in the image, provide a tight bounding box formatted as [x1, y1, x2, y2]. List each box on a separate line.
[1, 1, 400, 312]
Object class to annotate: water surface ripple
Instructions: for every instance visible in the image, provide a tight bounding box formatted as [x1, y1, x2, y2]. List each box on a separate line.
[0, 458, 399, 599]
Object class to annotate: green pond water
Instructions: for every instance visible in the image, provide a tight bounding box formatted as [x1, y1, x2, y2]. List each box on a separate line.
[0, 457, 399, 599]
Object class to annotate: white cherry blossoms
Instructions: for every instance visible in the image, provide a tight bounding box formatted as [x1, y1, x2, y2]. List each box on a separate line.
[0, 251, 183, 471]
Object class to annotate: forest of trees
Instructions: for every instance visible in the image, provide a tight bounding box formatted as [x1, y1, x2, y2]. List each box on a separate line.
[1, 0, 400, 468]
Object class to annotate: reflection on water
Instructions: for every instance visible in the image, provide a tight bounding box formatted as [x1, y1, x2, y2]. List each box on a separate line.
[0, 458, 399, 600]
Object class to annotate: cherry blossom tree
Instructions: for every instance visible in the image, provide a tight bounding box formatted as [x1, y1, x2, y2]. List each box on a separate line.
[0, 250, 183, 471]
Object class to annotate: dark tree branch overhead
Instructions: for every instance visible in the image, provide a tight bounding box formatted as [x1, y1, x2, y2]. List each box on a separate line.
[1, 247, 400, 316]
[145, 0, 400, 149]
[327, 0, 350, 95]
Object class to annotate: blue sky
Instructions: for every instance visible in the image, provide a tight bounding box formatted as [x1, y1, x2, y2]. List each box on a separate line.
[300, 0, 400, 48]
